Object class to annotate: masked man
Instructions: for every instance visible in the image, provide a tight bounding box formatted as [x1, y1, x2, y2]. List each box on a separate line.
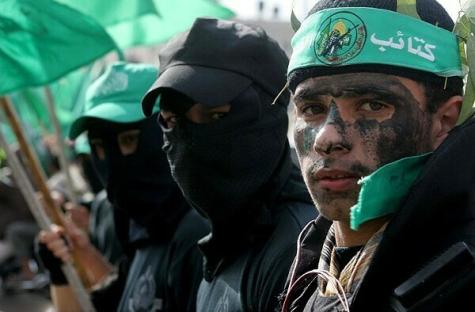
[38, 62, 208, 311]
[281, 0, 475, 311]
[141, 18, 318, 312]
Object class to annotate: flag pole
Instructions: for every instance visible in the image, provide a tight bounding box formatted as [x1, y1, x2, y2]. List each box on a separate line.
[44, 86, 78, 205]
[0, 121, 95, 312]
[0, 96, 95, 311]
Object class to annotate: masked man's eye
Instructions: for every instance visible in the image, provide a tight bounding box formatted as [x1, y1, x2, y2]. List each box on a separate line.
[90, 138, 106, 160]
[186, 103, 231, 124]
[166, 116, 178, 128]
[160, 111, 178, 129]
[359, 101, 387, 112]
[117, 129, 140, 156]
[210, 112, 228, 121]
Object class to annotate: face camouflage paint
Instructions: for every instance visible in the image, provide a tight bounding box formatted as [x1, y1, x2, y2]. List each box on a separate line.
[293, 73, 434, 225]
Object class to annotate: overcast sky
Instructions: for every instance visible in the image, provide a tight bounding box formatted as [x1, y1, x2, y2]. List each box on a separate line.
[219, 0, 461, 21]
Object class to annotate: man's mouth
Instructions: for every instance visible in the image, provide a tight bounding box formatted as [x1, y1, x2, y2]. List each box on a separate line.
[314, 169, 361, 192]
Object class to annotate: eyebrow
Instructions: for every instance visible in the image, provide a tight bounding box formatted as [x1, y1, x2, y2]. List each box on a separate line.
[293, 81, 413, 105]
[207, 105, 231, 113]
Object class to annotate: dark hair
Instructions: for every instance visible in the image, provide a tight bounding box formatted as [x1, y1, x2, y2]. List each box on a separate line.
[289, 0, 463, 112]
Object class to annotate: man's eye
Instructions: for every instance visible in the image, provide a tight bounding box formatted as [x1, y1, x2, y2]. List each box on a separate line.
[360, 101, 386, 112]
[210, 112, 227, 121]
[160, 111, 178, 129]
[118, 130, 140, 156]
[164, 116, 178, 128]
[90, 139, 106, 160]
[121, 134, 138, 144]
[300, 103, 325, 116]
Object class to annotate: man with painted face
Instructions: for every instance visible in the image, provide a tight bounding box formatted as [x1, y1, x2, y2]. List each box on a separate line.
[141, 18, 318, 312]
[281, 0, 475, 311]
[38, 62, 209, 311]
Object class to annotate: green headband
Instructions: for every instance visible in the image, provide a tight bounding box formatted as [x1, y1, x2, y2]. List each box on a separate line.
[289, 7, 463, 78]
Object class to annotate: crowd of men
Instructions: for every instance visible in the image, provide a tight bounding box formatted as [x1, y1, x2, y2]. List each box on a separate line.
[36, 0, 475, 311]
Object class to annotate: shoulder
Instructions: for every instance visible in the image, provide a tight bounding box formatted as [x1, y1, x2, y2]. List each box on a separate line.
[166, 209, 209, 265]
[173, 209, 210, 242]
[241, 202, 316, 311]
[272, 200, 318, 241]
[90, 190, 110, 213]
[249, 201, 317, 279]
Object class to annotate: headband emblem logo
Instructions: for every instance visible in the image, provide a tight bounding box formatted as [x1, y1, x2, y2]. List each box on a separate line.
[315, 12, 367, 65]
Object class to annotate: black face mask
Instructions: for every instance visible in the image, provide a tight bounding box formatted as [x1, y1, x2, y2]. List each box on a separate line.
[88, 116, 188, 240]
[77, 154, 103, 195]
[160, 86, 289, 231]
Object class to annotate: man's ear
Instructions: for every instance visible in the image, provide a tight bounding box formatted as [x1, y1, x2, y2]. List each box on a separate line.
[431, 95, 463, 149]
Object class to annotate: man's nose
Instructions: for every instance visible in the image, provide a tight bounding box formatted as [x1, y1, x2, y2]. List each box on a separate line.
[313, 117, 350, 156]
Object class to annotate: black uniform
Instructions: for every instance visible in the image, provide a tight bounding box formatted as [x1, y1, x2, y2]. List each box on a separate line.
[196, 166, 316, 312]
[117, 210, 208, 312]
[88, 190, 122, 265]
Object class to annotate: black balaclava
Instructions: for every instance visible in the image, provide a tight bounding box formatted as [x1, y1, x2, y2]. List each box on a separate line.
[77, 153, 103, 195]
[159, 85, 291, 240]
[88, 114, 188, 242]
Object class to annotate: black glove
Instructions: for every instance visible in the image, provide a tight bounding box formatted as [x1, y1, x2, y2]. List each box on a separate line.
[35, 237, 68, 286]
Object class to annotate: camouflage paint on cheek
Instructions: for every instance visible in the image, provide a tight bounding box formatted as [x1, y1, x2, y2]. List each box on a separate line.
[378, 107, 432, 164]
[303, 127, 318, 153]
[294, 117, 319, 156]
[353, 101, 432, 169]
[354, 118, 390, 167]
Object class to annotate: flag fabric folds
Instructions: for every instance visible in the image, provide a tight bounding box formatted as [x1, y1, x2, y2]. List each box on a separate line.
[105, 0, 235, 48]
[0, 0, 116, 95]
[55, 0, 159, 27]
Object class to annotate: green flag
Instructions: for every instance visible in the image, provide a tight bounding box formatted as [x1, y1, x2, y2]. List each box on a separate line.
[108, 0, 235, 48]
[0, 0, 116, 96]
[9, 67, 93, 138]
[56, 0, 159, 27]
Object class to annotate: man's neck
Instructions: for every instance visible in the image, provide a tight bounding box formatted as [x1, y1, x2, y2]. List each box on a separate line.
[334, 217, 390, 247]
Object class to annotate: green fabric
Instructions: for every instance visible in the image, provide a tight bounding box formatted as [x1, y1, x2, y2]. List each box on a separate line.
[6, 68, 93, 140]
[350, 153, 432, 230]
[107, 0, 234, 48]
[289, 7, 463, 78]
[0, 149, 6, 167]
[396, 0, 421, 19]
[454, 7, 475, 124]
[462, 0, 475, 22]
[56, 0, 159, 27]
[0, 68, 92, 172]
[74, 133, 91, 155]
[0, 0, 116, 96]
[69, 62, 159, 139]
